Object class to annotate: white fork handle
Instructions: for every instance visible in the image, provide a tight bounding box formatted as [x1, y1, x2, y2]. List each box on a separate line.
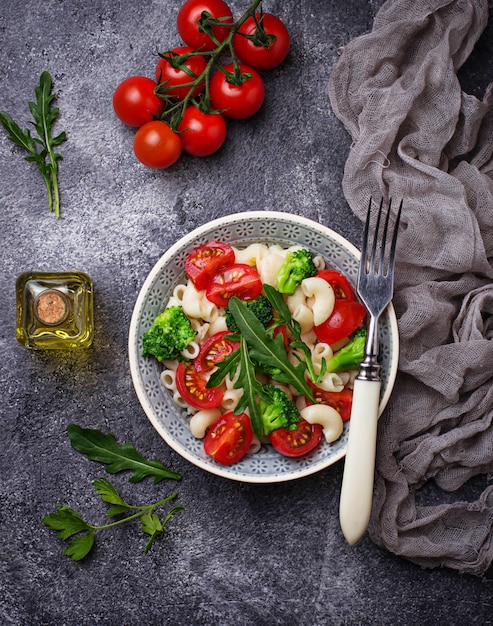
[339, 377, 381, 545]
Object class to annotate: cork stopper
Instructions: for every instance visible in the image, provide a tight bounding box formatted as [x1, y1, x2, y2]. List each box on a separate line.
[34, 289, 69, 326]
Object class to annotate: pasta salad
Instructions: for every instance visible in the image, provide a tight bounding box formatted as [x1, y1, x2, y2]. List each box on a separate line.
[142, 240, 367, 465]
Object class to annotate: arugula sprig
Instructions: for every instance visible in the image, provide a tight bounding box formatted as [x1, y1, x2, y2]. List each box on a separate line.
[67, 424, 181, 484]
[43, 478, 183, 560]
[43, 426, 183, 560]
[0, 71, 66, 217]
[263, 284, 327, 383]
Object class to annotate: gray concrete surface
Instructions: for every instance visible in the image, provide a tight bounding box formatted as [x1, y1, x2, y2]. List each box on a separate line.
[1, 1, 492, 624]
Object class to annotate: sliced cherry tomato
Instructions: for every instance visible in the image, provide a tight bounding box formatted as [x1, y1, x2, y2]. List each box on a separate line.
[113, 76, 163, 127]
[195, 331, 239, 373]
[175, 362, 223, 409]
[155, 46, 207, 100]
[209, 63, 265, 120]
[269, 419, 323, 457]
[133, 120, 182, 168]
[177, 0, 234, 51]
[206, 263, 263, 307]
[308, 386, 353, 422]
[314, 300, 366, 345]
[317, 269, 355, 301]
[185, 241, 235, 290]
[232, 13, 290, 70]
[177, 105, 227, 157]
[271, 322, 289, 348]
[204, 411, 253, 465]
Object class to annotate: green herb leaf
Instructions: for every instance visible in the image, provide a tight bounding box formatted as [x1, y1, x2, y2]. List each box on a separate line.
[143, 506, 184, 554]
[42, 505, 92, 540]
[227, 298, 315, 401]
[64, 531, 95, 561]
[67, 424, 181, 483]
[93, 477, 132, 508]
[206, 346, 241, 388]
[232, 337, 268, 439]
[0, 71, 66, 217]
[264, 284, 326, 383]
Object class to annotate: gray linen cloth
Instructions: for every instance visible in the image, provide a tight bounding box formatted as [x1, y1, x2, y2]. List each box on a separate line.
[328, 0, 493, 576]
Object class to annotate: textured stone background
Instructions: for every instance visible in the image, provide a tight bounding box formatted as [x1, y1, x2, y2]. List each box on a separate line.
[1, 1, 492, 624]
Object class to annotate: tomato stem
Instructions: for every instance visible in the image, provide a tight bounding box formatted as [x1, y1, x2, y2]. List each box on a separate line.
[156, 0, 265, 130]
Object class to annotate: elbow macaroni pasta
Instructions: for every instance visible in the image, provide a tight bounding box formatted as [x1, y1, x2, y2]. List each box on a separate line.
[150, 241, 361, 460]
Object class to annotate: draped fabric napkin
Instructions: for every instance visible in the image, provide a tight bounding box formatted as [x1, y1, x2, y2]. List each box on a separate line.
[328, 0, 493, 576]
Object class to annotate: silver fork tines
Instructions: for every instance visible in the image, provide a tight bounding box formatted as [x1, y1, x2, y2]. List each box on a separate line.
[357, 197, 402, 382]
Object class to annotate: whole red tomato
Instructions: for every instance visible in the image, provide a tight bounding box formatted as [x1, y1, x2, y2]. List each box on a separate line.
[209, 63, 265, 119]
[113, 76, 163, 127]
[232, 13, 290, 70]
[177, 105, 227, 156]
[177, 0, 234, 51]
[155, 46, 207, 100]
[133, 121, 182, 168]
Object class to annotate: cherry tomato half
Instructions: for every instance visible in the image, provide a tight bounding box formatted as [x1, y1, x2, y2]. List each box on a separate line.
[232, 13, 290, 70]
[269, 419, 323, 457]
[177, 0, 234, 51]
[133, 121, 182, 168]
[185, 241, 235, 290]
[113, 76, 163, 127]
[209, 63, 265, 120]
[308, 386, 353, 422]
[317, 269, 355, 301]
[175, 362, 224, 410]
[204, 411, 253, 465]
[206, 263, 263, 307]
[314, 300, 366, 345]
[155, 46, 207, 100]
[195, 331, 240, 373]
[177, 105, 227, 157]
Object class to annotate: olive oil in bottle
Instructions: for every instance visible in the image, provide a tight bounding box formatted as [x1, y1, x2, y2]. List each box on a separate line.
[16, 271, 94, 349]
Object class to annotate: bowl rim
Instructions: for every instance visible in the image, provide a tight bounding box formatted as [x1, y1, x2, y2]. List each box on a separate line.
[128, 210, 399, 483]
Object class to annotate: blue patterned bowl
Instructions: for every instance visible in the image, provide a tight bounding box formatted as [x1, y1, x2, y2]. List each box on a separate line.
[128, 211, 398, 483]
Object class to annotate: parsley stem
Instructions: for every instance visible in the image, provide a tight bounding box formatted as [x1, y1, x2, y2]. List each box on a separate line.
[87, 493, 178, 531]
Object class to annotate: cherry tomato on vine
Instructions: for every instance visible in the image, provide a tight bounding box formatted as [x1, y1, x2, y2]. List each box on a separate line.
[204, 411, 253, 465]
[195, 331, 240, 373]
[269, 419, 323, 457]
[133, 120, 182, 169]
[317, 269, 355, 301]
[314, 300, 366, 345]
[185, 241, 235, 290]
[206, 263, 263, 307]
[113, 76, 163, 127]
[232, 13, 290, 70]
[209, 63, 265, 119]
[175, 362, 224, 410]
[177, 0, 234, 51]
[177, 105, 227, 157]
[155, 46, 207, 100]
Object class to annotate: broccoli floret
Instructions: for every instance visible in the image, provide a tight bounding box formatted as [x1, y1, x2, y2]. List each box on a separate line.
[259, 384, 300, 436]
[142, 305, 197, 361]
[225, 294, 273, 333]
[276, 248, 317, 295]
[327, 327, 367, 373]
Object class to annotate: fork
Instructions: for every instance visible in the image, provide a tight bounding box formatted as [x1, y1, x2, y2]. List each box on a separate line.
[339, 197, 402, 545]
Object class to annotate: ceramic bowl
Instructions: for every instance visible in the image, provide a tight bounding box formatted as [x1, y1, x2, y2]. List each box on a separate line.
[128, 211, 399, 483]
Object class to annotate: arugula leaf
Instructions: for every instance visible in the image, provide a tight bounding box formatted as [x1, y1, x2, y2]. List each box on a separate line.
[0, 71, 66, 217]
[207, 347, 241, 388]
[227, 298, 315, 401]
[264, 284, 326, 383]
[67, 424, 181, 483]
[232, 337, 269, 439]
